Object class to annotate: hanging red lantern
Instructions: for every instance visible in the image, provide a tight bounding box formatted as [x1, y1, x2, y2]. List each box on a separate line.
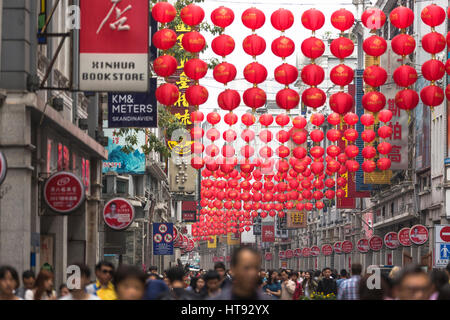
[345, 145, 359, 158]
[271, 8, 294, 31]
[327, 145, 341, 157]
[310, 113, 325, 126]
[276, 113, 291, 127]
[343, 112, 358, 125]
[377, 142, 392, 155]
[152, 29, 177, 50]
[243, 62, 268, 84]
[421, 4, 446, 27]
[190, 111, 204, 124]
[393, 65, 418, 87]
[156, 83, 179, 106]
[344, 128, 358, 142]
[301, 64, 325, 86]
[223, 129, 237, 142]
[152, 2, 177, 23]
[311, 162, 324, 175]
[361, 129, 376, 143]
[330, 64, 354, 86]
[224, 113, 238, 126]
[377, 158, 391, 171]
[446, 84, 450, 101]
[206, 128, 220, 142]
[329, 92, 353, 114]
[302, 87, 326, 109]
[242, 34, 266, 56]
[276, 88, 300, 110]
[330, 37, 354, 59]
[362, 160, 376, 173]
[301, 37, 325, 59]
[390, 6, 414, 29]
[191, 156, 205, 170]
[191, 127, 204, 140]
[326, 129, 341, 142]
[259, 114, 274, 126]
[301, 9, 325, 31]
[420, 85, 445, 107]
[274, 64, 298, 85]
[363, 35, 387, 57]
[292, 131, 307, 144]
[310, 146, 324, 159]
[328, 113, 341, 126]
[360, 114, 375, 126]
[293, 146, 307, 159]
[446, 59, 450, 75]
[186, 85, 209, 106]
[391, 34, 416, 56]
[153, 55, 177, 77]
[395, 89, 419, 110]
[180, 3, 205, 26]
[184, 59, 208, 80]
[346, 159, 360, 172]
[422, 32, 446, 54]
[378, 126, 393, 139]
[182, 31, 206, 53]
[421, 59, 445, 82]
[207, 112, 221, 125]
[362, 91, 386, 113]
[211, 34, 236, 57]
[363, 65, 388, 87]
[271, 36, 295, 58]
[293, 116, 307, 129]
[191, 142, 204, 154]
[218, 89, 241, 111]
[361, 8, 386, 30]
[362, 146, 376, 159]
[211, 6, 235, 28]
[243, 87, 267, 110]
[378, 110, 393, 123]
[242, 113, 256, 126]
[331, 9, 354, 32]
[242, 7, 265, 30]
[310, 129, 324, 142]
[213, 62, 237, 84]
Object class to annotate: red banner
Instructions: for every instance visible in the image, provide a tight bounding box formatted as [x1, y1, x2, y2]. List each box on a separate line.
[262, 224, 275, 242]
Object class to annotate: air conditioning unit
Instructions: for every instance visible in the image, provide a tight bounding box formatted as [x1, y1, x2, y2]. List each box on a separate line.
[79, 118, 88, 130]
[52, 97, 64, 111]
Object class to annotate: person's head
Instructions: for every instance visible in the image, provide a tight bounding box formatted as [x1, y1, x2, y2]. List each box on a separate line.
[393, 264, 432, 300]
[214, 262, 226, 281]
[438, 283, 450, 300]
[260, 270, 267, 279]
[313, 270, 321, 278]
[110, 203, 117, 213]
[389, 266, 401, 279]
[149, 266, 158, 274]
[230, 246, 261, 294]
[147, 272, 160, 281]
[59, 284, 69, 297]
[74, 263, 91, 290]
[304, 271, 311, 280]
[339, 269, 348, 279]
[0, 266, 19, 297]
[280, 269, 289, 281]
[289, 271, 298, 282]
[165, 267, 186, 288]
[34, 270, 54, 300]
[113, 265, 146, 300]
[268, 270, 279, 284]
[22, 270, 35, 290]
[195, 277, 205, 291]
[445, 262, 450, 279]
[351, 263, 362, 276]
[95, 261, 114, 285]
[358, 274, 389, 300]
[322, 268, 332, 279]
[204, 271, 221, 293]
[430, 269, 449, 292]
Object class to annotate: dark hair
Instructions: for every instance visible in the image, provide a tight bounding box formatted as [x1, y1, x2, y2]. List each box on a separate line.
[95, 261, 114, 272]
[313, 270, 321, 278]
[75, 263, 91, 279]
[438, 283, 450, 300]
[340, 269, 348, 277]
[322, 267, 331, 272]
[59, 283, 67, 291]
[267, 270, 278, 285]
[289, 271, 298, 278]
[34, 270, 54, 300]
[113, 265, 146, 288]
[230, 246, 260, 268]
[430, 269, 449, 291]
[351, 263, 362, 276]
[214, 262, 226, 271]
[165, 267, 186, 283]
[393, 264, 428, 287]
[204, 270, 221, 282]
[0, 266, 19, 289]
[359, 274, 389, 300]
[22, 270, 35, 280]
[446, 262, 450, 274]
[149, 266, 158, 272]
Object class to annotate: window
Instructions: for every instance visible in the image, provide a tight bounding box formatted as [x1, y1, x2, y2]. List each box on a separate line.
[117, 180, 127, 194]
[102, 178, 107, 194]
[390, 202, 395, 217]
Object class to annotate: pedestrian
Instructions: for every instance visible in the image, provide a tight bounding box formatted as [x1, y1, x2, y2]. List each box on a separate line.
[313, 270, 322, 283]
[336, 269, 348, 289]
[429, 269, 449, 300]
[259, 269, 268, 289]
[25, 269, 56, 300]
[85, 261, 117, 300]
[358, 274, 389, 300]
[302, 270, 318, 297]
[188, 276, 207, 298]
[316, 267, 337, 296]
[214, 262, 231, 289]
[280, 270, 296, 300]
[211, 246, 273, 300]
[204, 270, 222, 298]
[15, 270, 35, 299]
[337, 263, 362, 300]
[159, 267, 197, 300]
[388, 266, 401, 280]
[147, 272, 161, 281]
[438, 283, 450, 300]
[291, 272, 304, 300]
[392, 264, 432, 300]
[113, 265, 147, 300]
[143, 278, 169, 300]
[446, 262, 450, 283]
[0, 266, 21, 300]
[59, 283, 70, 298]
[263, 270, 281, 298]
[60, 264, 100, 300]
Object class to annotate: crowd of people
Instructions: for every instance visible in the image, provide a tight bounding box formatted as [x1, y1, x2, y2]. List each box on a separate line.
[1, 246, 450, 300]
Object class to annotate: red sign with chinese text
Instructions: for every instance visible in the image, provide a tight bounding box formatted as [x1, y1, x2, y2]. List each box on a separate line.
[310, 246, 320, 257]
[341, 240, 354, 253]
[44, 172, 85, 214]
[321, 244, 333, 256]
[103, 198, 135, 230]
[262, 224, 275, 242]
[334, 241, 343, 254]
[294, 248, 302, 257]
[302, 247, 311, 257]
[409, 225, 429, 245]
[369, 235, 383, 251]
[398, 228, 412, 246]
[264, 252, 273, 261]
[285, 249, 294, 259]
[357, 239, 369, 253]
[384, 232, 400, 249]
[279, 251, 286, 260]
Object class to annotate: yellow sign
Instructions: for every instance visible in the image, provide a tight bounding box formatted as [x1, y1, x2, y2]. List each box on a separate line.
[167, 140, 193, 155]
[286, 210, 307, 228]
[227, 232, 240, 246]
[207, 236, 217, 248]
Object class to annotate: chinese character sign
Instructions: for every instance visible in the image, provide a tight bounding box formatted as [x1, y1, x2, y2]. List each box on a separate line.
[79, 0, 149, 92]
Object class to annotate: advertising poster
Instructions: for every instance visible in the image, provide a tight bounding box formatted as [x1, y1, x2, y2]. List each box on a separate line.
[153, 223, 174, 255]
[103, 198, 135, 230]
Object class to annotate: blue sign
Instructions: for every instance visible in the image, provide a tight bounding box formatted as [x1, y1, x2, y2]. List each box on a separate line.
[440, 244, 450, 259]
[153, 223, 174, 255]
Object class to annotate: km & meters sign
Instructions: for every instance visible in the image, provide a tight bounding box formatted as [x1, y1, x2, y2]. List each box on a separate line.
[79, 0, 149, 92]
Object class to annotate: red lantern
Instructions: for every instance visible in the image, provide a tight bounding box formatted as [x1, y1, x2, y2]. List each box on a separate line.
[218, 89, 241, 111]
[243, 87, 267, 110]
[311, 162, 324, 175]
[276, 131, 290, 143]
[421, 59, 445, 82]
[330, 64, 354, 86]
[446, 59, 450, 75]
[377, 142, 392, 155]
[292, 131, 307, 144]
[223, 129, 237, 142]
[422, 32, 446, 54]
[331, 9, 354, 32]
[180, 4, 205, 26]
[301, 37, 325, 59]
[345, 145, 359, 158]
[243, 34, 266, 56]
[242, 7, 265, 30]
[327, 145, 341, 157]
[152, 29, 177, 50]
[191, 142, 204, 154]
[191, 156, 205, 170]
[260, 130, 273, 143]
[346, 159, 360, 172]
[378, 126, 393, 139]
[310, 113, 325, 126]
[361, 129, 376, 143]
[207, 112, 221, 125]
[244, 62, 267, 84]
[363, 35, 387, 57]
[328, 113, 341, 126]
[362, 146, 376, 159]
[330, 37, 354, 59]
[186, 85, 209, 106]
[271, 36, 295, 58]
[271, 8, 294, 31]
[363, 65, 388, 87]
[274, 64, 298, 85]
[301, 9, 325, 31]
[393, 65, 418, 87]
[301, 64, 325, 86]
[152, 2, 177, 24]
[184, 59, 208, 80]
[276, 88, 300, 110]
[310, 130, 324, 142]
[302, 87, 326, 109]
[389, 6, 414, 29]
[446, 84, 450, 101]
[213, 62, 237, 84]
[156, 83, 179, 106]
[377, 158, 391, 171]
[259, 114, 274, 126]
[293, 116, 307, 129]
[378, 110, 393, 123]
[212, 34, 235, 57]
[276, 113, 290, 127]
[395, 89, 419, 110]
[182, 31, 206, 53]
[420, 85, 445, 107]
[190, 111, 204, 124]
[361, 8, 386, 30]
[224, 113, 238, 126]
[330, 92, 353, 114]
[421, 4, 446, 27]
[344, 128, 358, 142]
[326, 129, 341, 142]
[206, 128, 220, 141]
[153, 55, 177, 77]
[211, 6, 235, 28]
[293, 147, 307, 159]
[362, 91, 386, 113]
[310, 146, 324, 158]
[242, 113, 256, 126]
[362, 160, 376, 173]
[391, 34, 416, 56]
[191, 127, 204, 140]
[360, 114, 375, 126]
[343, 112, 358, 126]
